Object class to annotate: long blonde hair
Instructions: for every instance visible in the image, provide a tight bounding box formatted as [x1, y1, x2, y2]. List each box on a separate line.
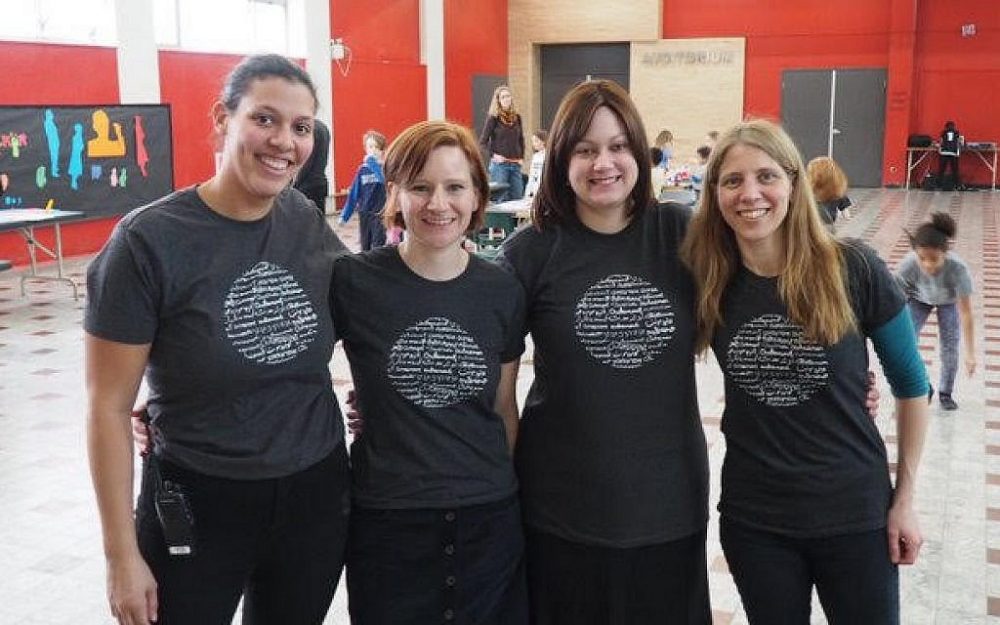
[488, 85, 518, 122]
[680, 119, 856, 354]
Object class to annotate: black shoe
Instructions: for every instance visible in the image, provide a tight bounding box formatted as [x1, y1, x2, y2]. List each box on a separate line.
[928, 384, 934, 405]
[939, 394, 958, 411]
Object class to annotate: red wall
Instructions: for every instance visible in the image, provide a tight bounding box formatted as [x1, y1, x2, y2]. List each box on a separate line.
[158, 51, 246, 189]
[0, 42, 122, 264]
[913, 1, 1000, 187]
[330, 0, 426, 195]
[444, 0, 508, 127]
[663, 0, 896, 181]
[4, 1, 993, 265]
[661, 0, 1000, 187]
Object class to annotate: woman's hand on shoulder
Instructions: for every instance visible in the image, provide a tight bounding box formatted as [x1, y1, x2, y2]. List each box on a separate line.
[345, 388, 364, 437]
[865, 371, 880, 419]
[131, 407, 152, 456]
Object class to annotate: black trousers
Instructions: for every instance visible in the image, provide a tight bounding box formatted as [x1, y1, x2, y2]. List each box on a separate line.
[359, 212, 387, 251]
[938, 154, 960, 188]
[720, 518, 899, 625]
[136, 445, 351, 625]
[524, 528, 711, 625]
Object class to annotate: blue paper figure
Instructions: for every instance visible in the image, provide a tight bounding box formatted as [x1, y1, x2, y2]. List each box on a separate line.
[68, 123, 84, 190]
[44, 109, 61, 177]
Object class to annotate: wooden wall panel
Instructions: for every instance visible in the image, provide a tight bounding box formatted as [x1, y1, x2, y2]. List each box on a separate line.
[508, 0, 661, 156]
[630, 38, 745, 162]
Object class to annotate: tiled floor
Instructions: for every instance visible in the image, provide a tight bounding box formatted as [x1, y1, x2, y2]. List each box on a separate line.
[1, 189, 999, 624]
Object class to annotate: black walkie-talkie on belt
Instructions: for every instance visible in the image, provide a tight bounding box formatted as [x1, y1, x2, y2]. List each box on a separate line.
[142, 411, 196, 557]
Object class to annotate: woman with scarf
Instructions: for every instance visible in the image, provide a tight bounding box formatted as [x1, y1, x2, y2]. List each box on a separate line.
[480, 85, 526, 202]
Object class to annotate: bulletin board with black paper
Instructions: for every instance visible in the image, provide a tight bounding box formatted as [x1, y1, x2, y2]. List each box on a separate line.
[0, 105, 173, 216]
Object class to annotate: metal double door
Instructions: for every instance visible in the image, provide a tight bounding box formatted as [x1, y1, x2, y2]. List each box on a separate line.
[782, 69, 887, 188]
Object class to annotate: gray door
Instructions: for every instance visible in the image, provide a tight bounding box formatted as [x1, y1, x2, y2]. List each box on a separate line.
[833, 70, 886, 188]
[781, 71, 831, 166]
[782, 68, 887, 187]
[540, 43, 630, 131]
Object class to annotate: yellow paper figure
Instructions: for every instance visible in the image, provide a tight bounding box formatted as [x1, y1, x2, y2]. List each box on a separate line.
[87, 109, 126, 158]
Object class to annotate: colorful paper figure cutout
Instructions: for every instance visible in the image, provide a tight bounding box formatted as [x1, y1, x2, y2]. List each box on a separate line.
[87, 109, 126, 158]
[91, 165, 102, 180]
[135, 116, 149, 177]
[110, 167, 118, 187]
[1, 172, 8, 192]
[69, 123, 85, 190]
[119, 167, 128, 188]
[44, 109, 61, 177]
[36, 166, 47, 188]
[0, 132, 27, 156]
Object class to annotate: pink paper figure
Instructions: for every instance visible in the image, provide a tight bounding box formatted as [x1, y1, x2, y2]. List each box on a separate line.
[134, 116, 150, 177]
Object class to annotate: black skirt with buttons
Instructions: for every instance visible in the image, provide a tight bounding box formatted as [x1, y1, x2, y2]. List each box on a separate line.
[347, 495, 527, 625]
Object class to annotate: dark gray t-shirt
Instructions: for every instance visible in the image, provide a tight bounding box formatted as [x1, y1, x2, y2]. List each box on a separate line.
[85, 186, 347, 479]
[498, 203, 708, 548]
[332, 247, 525, 509]
[896, 250, 973, 306]
[714, 241, 905, 537]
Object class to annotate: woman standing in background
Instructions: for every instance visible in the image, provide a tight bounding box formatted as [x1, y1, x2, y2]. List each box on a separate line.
[480, 85, 526, 202]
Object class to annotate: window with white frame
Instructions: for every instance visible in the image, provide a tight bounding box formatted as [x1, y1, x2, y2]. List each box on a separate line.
[1, 0, 118, 46]
[154, 0, 306, 56]
[0, 0, 305, 56]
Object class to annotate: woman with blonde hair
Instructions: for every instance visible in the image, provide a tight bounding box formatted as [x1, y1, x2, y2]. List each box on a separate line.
[806, 155, 852, 226]
[480, 85, 525, 201]
[681, 119, 929, 623]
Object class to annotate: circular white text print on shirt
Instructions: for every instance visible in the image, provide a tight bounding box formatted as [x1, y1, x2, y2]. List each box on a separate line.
[224, 261, 319, 365]
[388, 316, 488, 409]
[726, 313, 829, 407]
[574, 274, 675, 370]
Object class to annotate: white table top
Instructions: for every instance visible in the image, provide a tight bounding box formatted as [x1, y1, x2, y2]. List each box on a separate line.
[0, 208, 84, 228]
[487, 198, 531, 214]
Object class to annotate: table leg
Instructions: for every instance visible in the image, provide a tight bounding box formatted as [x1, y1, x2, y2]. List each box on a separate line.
[993, 149, 997, 191]
[18, 223, 79, 300]
[906, 150, 913, 189]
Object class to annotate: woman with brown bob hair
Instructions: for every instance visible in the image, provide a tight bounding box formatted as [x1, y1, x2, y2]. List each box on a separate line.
[381, 121, 489, 236]
[533, 81, 652, 231]
[681, 119, 929, 623]
[335, 120, 529, 624]
[499, 79, 710, 623]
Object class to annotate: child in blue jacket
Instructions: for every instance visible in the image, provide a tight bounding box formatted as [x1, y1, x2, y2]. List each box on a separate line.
[340, 130, 388, 250]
